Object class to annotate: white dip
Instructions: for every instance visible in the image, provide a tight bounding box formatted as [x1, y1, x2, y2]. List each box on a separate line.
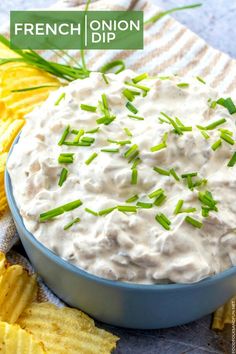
[7, 70, 236, 284]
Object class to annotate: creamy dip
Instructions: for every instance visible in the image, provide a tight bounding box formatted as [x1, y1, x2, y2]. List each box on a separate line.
[7, 70, 236, 284]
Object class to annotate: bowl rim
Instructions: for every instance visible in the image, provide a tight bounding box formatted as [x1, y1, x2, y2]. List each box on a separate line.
[5, 134, 236, 292]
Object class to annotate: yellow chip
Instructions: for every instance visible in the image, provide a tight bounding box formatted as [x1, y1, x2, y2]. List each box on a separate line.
[0, 321, 46, 353]
[0, 265, 38, 323]
[0, 252, 7, 276]
[1, 66, 60, 118]
[18, 302, 119, 354]
[0, 118, 24, 153]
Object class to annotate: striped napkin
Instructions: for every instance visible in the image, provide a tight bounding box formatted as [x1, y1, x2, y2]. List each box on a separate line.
[1, 0, 236, 329]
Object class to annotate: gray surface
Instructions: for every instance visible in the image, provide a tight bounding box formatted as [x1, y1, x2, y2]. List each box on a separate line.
[0, 1, 234, 353]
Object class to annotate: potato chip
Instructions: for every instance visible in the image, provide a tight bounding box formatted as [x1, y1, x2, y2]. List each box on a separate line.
[0, 321, 46, 353]
[1, 66, 60, 118]
[18, 302, 119, 354]
[0, 118, 24, 154]
[0, 252, 7, 276]
[0, 265, 38, 323]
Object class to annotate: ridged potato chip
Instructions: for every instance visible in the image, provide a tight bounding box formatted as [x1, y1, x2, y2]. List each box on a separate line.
[1, 66, 60, 118]
[0, 252, 7, 276]
[0, 46, 61, 216]
[18, 302, 119, 354]
[0, 265, 38, 323]
[0, 321, 46, 353]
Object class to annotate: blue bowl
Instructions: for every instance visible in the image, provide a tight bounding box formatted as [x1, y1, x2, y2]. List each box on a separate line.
[5, 136, 236, 329]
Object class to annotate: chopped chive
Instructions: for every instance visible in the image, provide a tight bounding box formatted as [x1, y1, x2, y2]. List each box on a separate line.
[81, 137, 95, 144]
[58, 168, 68, 187]
[63, 141, 91, 147]
[177, 83, 189, 88]
[102, 93, 108, 110]
[198, 191, 218, 211]
[86, 127, 100, 134]
[228, 152, 236, 167]
[219, 128, 233, 136]
[196, 76, 206, 84]
[124, 127, 133, 137]
[98, 207, 116, 216]
[107, 138, 131, 145]
[210, 100, 217, 109]
[148, 188, 164, 199]
[102, 73, 109, 84]
[58, 153, 74, 164]
[180, 208, 197, 213]
[80, 104, 97, 112]
[131, 157, 141, 169]
[85, 152, 98, 165]
[217, 97, 236, 115]
[126, 102, 138, 114]
[128, 114, 144, 120]
[122, 88, 140, 102]
[128, 151, 139, 164]
[211, 139, 222, 151]
[181, 172, 198, 178]
[150, 142, 167, 152]
[125, 81, 150, 96]
[154, 193, 166, 206]
[101, 148, 120, 153]
[58, 125, 70, 146]
[158, 76, 171, 80]
[174, 117, 184, 127]
[131, 168, 138, 185]
[40, 199, 83, 222]
[132, 73, 148, 84]
[160, 112, 183, 135]
[136, 202, 152, 209]
[85, 208, 98, 216]
[220, 132, 234, 145]
[153, 167, 170, 176]
[64, 217, 81, 230]
[126, 194, 139, 203]
[155, 213, 171, 230]
[174, 200, 184, 214]
[202, 118, 226, 130]
[185, 216, 203, 229]
[200, 130, 210, 140]
[96, 116, 115, 125]
[169, 168, 180, 181]
[117, 205, 138, 213]
[55, 92, 65, 106]
[71, 129, 79, 135]
[124, 144, 138, 158]
[202, 207, 210, 217]
[73, 129, 84, 143]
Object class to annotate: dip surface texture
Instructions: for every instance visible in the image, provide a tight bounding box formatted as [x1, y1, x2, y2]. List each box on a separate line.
[7, 70, 236, 284]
